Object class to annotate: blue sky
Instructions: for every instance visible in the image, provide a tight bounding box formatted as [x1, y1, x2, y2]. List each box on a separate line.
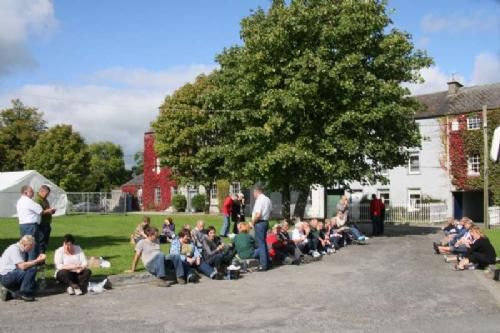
[0, 0, 499, 165]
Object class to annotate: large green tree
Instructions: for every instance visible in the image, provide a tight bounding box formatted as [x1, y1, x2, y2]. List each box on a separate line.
[153, 74, 227, 196]
[131, 150, 144, 176]
[0, 99, 47, 171]
[25, 124, 90, 191]
[208, 0, 432, 217]
[86, 141, 129, 191]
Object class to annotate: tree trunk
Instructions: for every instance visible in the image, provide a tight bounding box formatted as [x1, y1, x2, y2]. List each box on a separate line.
[281, 184, 291, 221]
[203, 183, 211, 214]
[293, 188, 309, 221]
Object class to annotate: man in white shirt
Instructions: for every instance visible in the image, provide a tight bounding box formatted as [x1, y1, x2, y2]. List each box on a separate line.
[17, 185, 52, 260]
[0, 235, 46, 302]
[251, 185, 272, 271]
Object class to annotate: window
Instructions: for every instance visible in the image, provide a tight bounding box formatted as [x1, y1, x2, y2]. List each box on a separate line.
[230, 182, 241, 195]
[408, 152, 420, 174]
[154, 187, 161, 204]
[451, 120, 459, 132]
[210, 183, 217, 200]
[154, 158, 161, 174]
[408, 189, 421, 210]
[467, 154, 480, 176]
[378, 190, 390, 206]
[467, 115, 481, 130]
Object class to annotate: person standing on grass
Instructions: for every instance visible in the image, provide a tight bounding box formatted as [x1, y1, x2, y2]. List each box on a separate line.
[0, 235, 46, 302]
[54, 234, 91, 295]
[251, 185, 272, 271]
[370, 194, 383, 236]
[34, 185, 56, 254]
[220, 194, 235, 237]
[17, 185, 54, 260]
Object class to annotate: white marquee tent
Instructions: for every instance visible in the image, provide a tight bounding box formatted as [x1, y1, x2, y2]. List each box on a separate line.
[0, 170, 67, 218]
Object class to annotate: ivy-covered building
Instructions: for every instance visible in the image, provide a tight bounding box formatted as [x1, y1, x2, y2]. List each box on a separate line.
[349, 80, 500, 222]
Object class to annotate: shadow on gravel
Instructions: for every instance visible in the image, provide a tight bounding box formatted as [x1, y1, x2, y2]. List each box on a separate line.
[355, 224, 441, 238]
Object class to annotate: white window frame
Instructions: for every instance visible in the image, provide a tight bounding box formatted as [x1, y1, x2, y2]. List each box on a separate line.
[467, 154, 480, 176]
[154, 158, 161, 174]
[377, 189, 390, 206]
[230, 182, 241, 195]
[408, 152, 420, 175]
[466, 115, 481, 130]
[408, 189, 421, 211]
[154, 186, 161, 204]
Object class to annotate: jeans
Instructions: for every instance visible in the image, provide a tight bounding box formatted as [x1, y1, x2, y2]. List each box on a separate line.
[146, 253, 185, 279]
[194, 261, 215, 278]
[56, 269, 91, 292]
[349, 226, 363, 239]
[19, 223, 39, 260]
[38, 223, 52, 254]
[254, 220, 269, 269]
[0, 268, 37, 296]
[220, 215, 231, 237]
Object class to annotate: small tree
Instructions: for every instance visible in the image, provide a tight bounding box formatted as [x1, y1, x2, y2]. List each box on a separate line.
[191, 194, 206, 212]
[172, 194, 187, 212]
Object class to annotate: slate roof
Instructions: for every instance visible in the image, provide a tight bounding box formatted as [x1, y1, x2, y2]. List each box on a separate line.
[121, 173, 143, 187]
[414, 82, 500, 119]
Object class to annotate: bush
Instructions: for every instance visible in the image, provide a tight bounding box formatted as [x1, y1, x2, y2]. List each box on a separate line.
[172, 194, 187, 212]
[191, 194, 206, 212]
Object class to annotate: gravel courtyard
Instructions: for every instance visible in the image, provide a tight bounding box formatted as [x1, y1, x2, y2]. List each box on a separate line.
[1, 225, 499, 333]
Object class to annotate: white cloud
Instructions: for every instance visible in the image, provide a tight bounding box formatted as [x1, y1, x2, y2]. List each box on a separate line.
[421, 11, 499, 34]
[470, 52, 500, 85]
[0, 65, 216, 167]
[403, 66, 462, 95]
[0, 0, 57, 75]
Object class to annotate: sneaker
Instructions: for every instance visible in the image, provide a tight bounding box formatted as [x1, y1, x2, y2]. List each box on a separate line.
[326, 248, 335, 254]
[176, 278, 186, 285]
[227, 264, 241, 271]
[187, 274, 199, 283]
[320, 251, 327, 256]
[19, 294, 35, 302]
[312, 251, 321, 258]
[74, 289, 83, 296]
[228, 233, 236, 239]
[67, 286, 75, 295]
[358, 236, 366, 242]
[1, 284, 12, 301]
[433, 242, 440, 254]
[210, 270, 218, 280]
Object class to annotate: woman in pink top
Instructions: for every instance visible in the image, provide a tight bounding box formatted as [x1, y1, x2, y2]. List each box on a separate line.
[54, 234, 91, 295]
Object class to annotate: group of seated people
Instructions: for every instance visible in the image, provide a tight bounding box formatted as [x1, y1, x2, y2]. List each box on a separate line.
[129, 212, 369, 285]
[433, 217, 497, 270]
[0, 233, 91, 301]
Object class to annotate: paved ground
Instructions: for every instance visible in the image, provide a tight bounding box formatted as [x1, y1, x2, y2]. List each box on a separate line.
[1, 225, 499, 333]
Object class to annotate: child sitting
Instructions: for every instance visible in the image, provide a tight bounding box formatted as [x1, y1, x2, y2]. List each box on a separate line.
[160, 217, 176, 243]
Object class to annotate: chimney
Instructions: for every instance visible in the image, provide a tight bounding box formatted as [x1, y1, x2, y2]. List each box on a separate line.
[447, 79, 463, 95]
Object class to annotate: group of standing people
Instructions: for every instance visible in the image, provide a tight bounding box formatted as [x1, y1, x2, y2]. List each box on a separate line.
[220, 192, 246, 237]
[1, 185, 91, 302]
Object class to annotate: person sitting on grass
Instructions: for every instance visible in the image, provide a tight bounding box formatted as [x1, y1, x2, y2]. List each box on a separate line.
[128, 226, 192, 286]
[436, 218, 474, 256]
[170, 229, 215, 280]
[54, 234, 91, 295]
[202, 226, 234, 278]
[0, 235, 46, 302]
[232, 222, 258, 262]
[455, 226, 497, 270]
[267, 224, 299, 266]
[160, 217, 176, 243]
[131, 216, 151, 244]
[191, 220, 207, 250]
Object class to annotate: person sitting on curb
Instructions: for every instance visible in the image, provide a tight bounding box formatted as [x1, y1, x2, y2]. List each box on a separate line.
[170, 229, 214, 280]
[291, 222, 311, 256]
[455, 226, 497, 270]
[54, 234, 91, 295]
[128, 226, 192, 286]
[0, 235, 46, 302]
[202, 226, 234, 278]
[436, 218, 474, 256]
[232, 222, 259, 263]
[267, 224, 299, 266]
[130, 216, 151, 245]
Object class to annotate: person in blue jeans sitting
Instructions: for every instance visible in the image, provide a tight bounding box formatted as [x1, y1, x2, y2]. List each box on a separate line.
[0, 235, 46, 302]
[128, 226, 195, 285]
[170, 229, 216, 280]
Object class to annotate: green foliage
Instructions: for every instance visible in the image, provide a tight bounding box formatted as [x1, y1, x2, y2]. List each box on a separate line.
[216, 179, 230, 210]
[462, 110, 500, 205]
[86, 142, 129, 192]
[191, 193, 207, 212]
[24, 124, 90, 191]
[172, 194, 187, 212]
[0, 99, 47, 171]
[208, 0, 431, 195]
[152, 74, 224, 189]
[131, 150, 144, 176]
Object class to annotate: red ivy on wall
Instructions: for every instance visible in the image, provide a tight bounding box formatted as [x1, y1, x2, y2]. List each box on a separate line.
[143, 132, 176, 211]
[448, 115, 468, 190]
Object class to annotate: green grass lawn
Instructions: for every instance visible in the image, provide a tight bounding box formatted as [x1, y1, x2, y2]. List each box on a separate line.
[0, 214, 226, 278]
[485, 228, 500, 268]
